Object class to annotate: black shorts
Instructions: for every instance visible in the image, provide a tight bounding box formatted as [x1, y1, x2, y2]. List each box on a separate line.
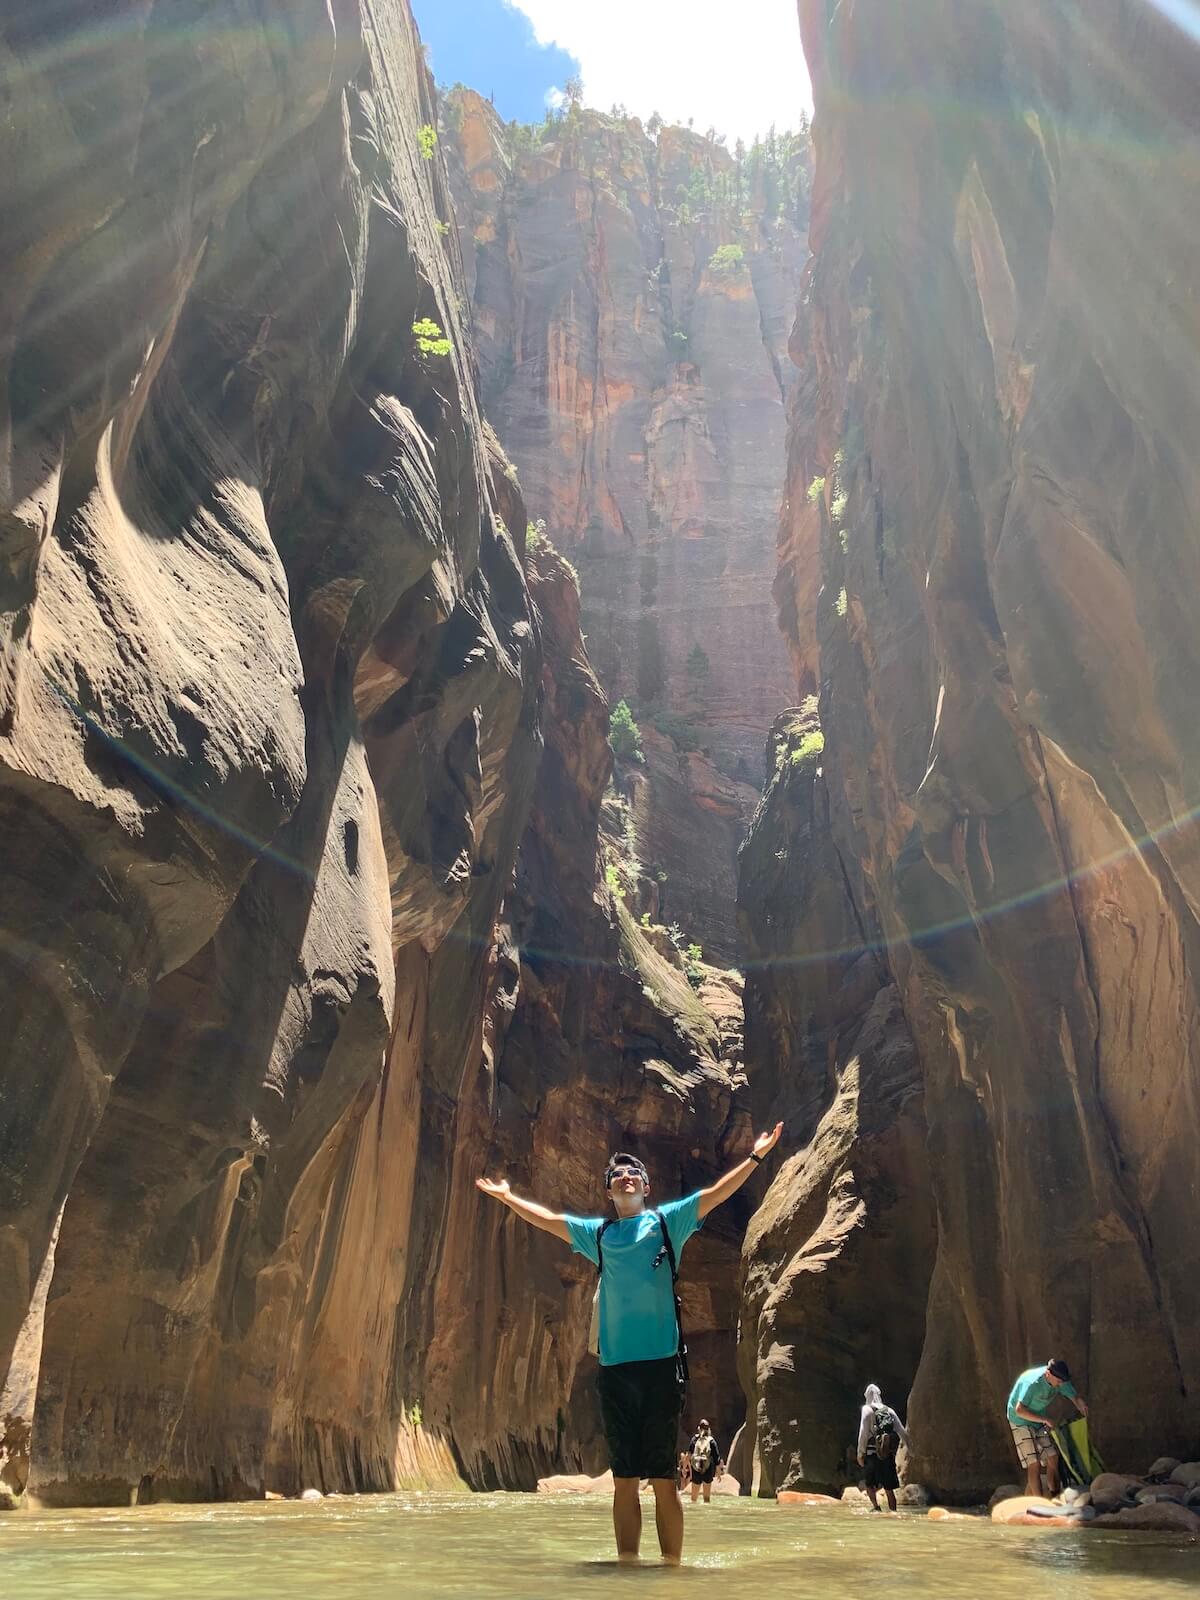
[692, 1455, 718, 1484]
[597, 1357, 682, 1481]
[863, 1450, 899, 1491]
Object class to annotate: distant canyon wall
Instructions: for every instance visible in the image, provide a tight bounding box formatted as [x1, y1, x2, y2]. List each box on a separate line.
[445, 94, 807, 960]
[738, 0, 1200, 1500]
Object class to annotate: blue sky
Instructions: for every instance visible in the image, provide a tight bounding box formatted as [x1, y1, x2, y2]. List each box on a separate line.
[412, 0, 811, 143]
[413, 0, 580, 124]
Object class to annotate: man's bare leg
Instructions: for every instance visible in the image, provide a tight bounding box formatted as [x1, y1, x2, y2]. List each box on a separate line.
[1024, 1462, 1042, 1497]
[1045, 1453, 1060, 1497]
[702, 1483, 712, 1503]
[613, 1477, 641, 1562]
[884, 1488, 897, 1511]
[689, 1481, 700, 1503]
[651, 1477, 684, 1564]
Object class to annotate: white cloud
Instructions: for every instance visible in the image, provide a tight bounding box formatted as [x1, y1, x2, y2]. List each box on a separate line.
[510, 0, 811, 142]
[545, 85, 566, 110]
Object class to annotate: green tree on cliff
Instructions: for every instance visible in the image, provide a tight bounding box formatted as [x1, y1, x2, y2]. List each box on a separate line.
[708, 243, 745, 275]
[609, 700, 644, 763]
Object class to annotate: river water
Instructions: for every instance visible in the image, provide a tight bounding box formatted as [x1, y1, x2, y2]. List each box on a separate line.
[3, 1491, 1197, 1598]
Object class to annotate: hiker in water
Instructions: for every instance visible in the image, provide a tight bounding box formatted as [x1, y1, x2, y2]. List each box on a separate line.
[476, 1122, 783, 1564]
[1007, 1359, 1088, 1497]
[687, 1420, 720, 1503]
[856, 1384, 911, 1511]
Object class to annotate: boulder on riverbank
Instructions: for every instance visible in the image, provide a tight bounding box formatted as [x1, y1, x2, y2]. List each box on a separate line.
[1135, 1483, 1188, 1504]
[536, 1471, 614, 1495]
[896, 1483, 929, 1507]
[1092, 1502, 1200, 1534]
[988, 1484, 1024, 1507]
[991, 1496, 1076, 1526]
[1089, 1473, 1145, 1512]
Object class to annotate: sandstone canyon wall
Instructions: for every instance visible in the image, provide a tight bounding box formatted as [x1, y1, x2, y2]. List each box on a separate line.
[739, 0, 1200, 1501]
[445, 95, 807, 960]
[737, 707, 934, 1495]
[0, 0, 538, 1505]
[416, 546, 753, 1485]
[0, 0, 752, 1507]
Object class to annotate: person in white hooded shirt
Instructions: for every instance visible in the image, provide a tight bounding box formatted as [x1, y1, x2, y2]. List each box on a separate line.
[856, 1384, 911, 1511]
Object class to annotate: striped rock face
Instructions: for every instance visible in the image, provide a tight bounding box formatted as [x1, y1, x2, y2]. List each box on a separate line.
[739, 0, 1200, 1503]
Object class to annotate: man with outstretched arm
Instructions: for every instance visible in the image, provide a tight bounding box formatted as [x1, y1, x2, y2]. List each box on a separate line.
[476, 1122, 783, 1565]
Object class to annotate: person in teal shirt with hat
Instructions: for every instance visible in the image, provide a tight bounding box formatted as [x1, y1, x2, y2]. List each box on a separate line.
[476, 1121, 782, 1565]
[1007, 1358, 1088, 1496]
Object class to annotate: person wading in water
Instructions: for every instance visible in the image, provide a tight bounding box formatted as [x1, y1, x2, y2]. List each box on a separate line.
[856, 1384, 911, 1512]
[687, 1420, 720, 1503]
[476, 1122, 783, 1564]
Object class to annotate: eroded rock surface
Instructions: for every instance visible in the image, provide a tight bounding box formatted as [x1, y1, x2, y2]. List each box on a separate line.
[445, 93, 807, 959]
[0, 2, 759, 1506]
[413, 547, 754, 1486]
[0, 0, 541, 1505]
[737, 709, 933, 1495]
[741, 0, 1200, 1502]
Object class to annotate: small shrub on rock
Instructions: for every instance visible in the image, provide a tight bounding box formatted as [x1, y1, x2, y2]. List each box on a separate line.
[708, 243, 745, 274]
[609, 699, 644, 762]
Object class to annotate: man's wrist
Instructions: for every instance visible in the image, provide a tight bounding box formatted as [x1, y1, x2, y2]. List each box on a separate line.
[750, 1150, 763, 1164]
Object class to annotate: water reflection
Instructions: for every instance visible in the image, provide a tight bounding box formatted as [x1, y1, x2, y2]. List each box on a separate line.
[0, 1493, 1196, 1599]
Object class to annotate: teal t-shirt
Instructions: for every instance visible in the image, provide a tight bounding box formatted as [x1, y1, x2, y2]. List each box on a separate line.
[1007, 1366, 1078, 1426]
[566, 1194, 702, 1367]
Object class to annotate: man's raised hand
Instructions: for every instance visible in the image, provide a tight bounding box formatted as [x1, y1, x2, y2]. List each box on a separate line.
[753, 1122, 784, 1160]
[474, 1177, 571, 1240]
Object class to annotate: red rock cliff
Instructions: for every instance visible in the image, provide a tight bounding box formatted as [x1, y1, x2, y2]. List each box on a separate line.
[445, 93, 808, 961]
[0, 1, 759, 1507]
[407, 546, 754, 1486]
[740, 0, 1200, 1500]
[0, 0, 545, 1506]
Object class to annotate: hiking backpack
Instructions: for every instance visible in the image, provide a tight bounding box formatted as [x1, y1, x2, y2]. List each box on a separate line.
[872, 1405, 898, 1460]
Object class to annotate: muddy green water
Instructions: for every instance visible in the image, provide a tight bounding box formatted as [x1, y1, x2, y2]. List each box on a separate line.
[3, 1492, 1198, 1598]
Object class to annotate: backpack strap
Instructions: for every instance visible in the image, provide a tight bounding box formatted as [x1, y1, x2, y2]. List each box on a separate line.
[595, 1216, 618, 1275]
[651, 1208, 679, 1281]
[650, 1209, 687, 1371]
